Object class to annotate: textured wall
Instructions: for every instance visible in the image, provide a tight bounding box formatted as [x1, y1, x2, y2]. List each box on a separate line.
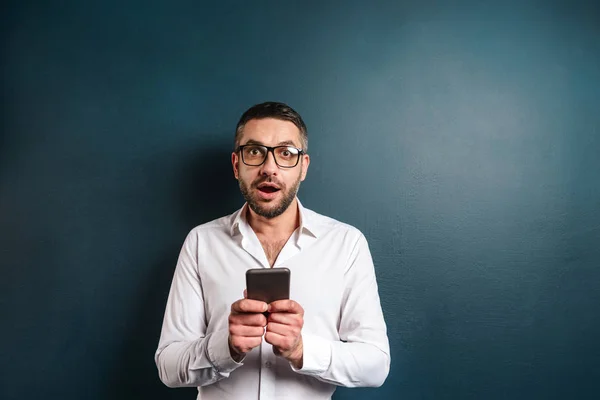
[1, 1, 599, 399]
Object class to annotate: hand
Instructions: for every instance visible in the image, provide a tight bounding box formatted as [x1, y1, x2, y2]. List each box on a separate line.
[265, 299, 304, 369]
[228, 294, 268, 362]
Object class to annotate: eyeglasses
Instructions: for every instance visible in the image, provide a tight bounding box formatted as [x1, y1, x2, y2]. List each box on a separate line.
[237, 144, 305, 168]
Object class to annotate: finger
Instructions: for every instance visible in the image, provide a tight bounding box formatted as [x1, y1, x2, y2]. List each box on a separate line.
[264, 331, 296, 352]
[264, 331, 285, 346]
[230, 336, 263, 354]
[243, 289, 247, 299]
[232, 299, 268, 313]
[229, 324, 266, 337]
[229, 313, 267, 327]
[266, 322, 299, 337]
[267, 312, 302, 326]
[268, 300, 304, 315]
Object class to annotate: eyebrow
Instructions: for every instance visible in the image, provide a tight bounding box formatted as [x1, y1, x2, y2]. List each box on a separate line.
[243, 139, 299, 147]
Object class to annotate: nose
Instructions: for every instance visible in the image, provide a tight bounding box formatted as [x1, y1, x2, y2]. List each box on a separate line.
[259, 149, 279, 176]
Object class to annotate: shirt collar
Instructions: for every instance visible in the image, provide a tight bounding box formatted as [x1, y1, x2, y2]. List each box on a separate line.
[229, 198, 320, 239]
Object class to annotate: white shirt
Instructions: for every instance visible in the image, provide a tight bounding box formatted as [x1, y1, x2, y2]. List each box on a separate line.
[155, 199, 390, 400]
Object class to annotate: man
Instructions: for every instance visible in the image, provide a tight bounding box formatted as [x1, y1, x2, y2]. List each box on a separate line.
[155, 102, 390, 399]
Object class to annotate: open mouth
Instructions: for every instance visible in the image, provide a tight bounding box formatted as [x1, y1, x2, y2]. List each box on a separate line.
[257, 184, 281, 194]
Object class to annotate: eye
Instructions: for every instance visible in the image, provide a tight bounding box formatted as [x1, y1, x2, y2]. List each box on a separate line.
[244, 145, 265, 157]
[277, 147, 299, 159]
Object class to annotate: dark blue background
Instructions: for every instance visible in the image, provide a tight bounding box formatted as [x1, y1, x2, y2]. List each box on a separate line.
[2, 1, 599, 399]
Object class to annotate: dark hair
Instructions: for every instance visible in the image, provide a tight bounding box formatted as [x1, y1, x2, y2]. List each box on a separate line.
[234, 102, 308, 152]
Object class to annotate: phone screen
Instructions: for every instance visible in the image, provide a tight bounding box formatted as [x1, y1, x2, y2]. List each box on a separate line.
[246, 267, 290, 304]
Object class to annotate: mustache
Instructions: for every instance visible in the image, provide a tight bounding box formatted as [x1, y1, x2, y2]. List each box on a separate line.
[251, 176, 284, 188]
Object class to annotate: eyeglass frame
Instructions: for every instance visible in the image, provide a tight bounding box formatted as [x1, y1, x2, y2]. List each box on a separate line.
[236, 144, 306, 168]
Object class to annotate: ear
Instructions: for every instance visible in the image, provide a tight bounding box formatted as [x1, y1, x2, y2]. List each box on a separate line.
[232, 152, 240, 179]
[300, 154, 310, 181]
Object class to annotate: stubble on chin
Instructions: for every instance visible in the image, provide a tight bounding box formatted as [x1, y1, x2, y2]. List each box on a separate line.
[239, 176, 301, 219]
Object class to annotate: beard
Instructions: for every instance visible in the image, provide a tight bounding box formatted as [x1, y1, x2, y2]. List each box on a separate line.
[239, 173, 302, 219]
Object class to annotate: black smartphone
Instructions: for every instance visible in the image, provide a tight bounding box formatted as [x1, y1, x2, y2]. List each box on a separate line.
[245, 267, 290, 304]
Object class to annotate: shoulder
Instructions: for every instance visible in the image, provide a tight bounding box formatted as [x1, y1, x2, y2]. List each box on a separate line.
[184, 210, 239, 243]
[303, 206, 366, 244]
[191, 214, 233, 234]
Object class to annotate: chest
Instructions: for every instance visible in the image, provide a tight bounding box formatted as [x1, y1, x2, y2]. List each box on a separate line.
[198, 235, 347, 335]
[258, 237, 288, 266]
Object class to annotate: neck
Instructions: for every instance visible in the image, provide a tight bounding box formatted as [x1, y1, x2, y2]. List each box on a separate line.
[247, 198, 300, 239]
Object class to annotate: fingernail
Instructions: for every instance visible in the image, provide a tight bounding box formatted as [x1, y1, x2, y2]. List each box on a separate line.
[267, 304, 272, 312]
[263, 303, 268, 312]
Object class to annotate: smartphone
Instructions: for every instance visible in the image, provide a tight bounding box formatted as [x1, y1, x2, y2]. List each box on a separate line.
[246, 267, 290, 304]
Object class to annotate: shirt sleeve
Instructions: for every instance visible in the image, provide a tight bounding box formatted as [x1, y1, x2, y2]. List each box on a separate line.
[292, 233, 391, 387]
[154, 230, 243, 387]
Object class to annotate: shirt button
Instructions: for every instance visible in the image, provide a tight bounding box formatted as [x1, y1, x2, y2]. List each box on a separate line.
[265, 361, 272, 368]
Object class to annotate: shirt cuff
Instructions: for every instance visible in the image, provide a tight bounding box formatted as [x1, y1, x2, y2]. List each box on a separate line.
[291, 333, 331, 375]
[206, 330, 244, 374]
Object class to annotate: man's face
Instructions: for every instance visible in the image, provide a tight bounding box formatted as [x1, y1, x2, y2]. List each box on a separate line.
[232, 118, 310, 219]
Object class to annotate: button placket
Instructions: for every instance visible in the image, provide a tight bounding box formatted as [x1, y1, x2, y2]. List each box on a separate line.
[259, 341, 275, 398]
